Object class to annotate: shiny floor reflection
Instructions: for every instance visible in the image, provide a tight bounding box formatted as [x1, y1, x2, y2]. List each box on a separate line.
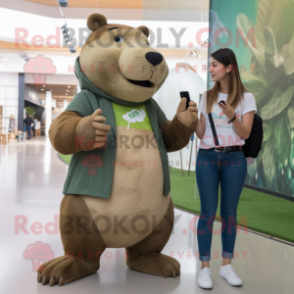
[0, 137, 293, 293]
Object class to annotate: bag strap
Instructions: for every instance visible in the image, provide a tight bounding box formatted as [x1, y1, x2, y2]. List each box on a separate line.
[208, 96, 245, 147]
[240, 96, 243, 123]
[208, 112, 219, 146]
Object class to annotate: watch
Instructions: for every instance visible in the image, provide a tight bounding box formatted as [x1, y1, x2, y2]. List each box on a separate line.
[228, 112, 236, 123]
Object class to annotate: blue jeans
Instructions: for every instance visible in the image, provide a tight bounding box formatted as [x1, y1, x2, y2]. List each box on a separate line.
[26, 126, 31, 139]
[196, 148, 247, 261]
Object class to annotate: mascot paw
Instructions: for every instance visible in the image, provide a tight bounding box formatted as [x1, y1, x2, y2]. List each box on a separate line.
[37, 255, 100, 286]
[127, 253, 180, 278]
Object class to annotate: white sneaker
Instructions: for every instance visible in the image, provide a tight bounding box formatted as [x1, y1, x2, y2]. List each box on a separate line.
[220, 264, 242, 286]
[198, 267, 213, 289]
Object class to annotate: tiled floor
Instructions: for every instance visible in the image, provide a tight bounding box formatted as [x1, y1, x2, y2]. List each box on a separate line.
[0, 137, 293, 293]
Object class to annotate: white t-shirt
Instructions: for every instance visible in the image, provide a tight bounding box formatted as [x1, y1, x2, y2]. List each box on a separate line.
[197, 91, 257, 148]
[35, 121, 40, 130]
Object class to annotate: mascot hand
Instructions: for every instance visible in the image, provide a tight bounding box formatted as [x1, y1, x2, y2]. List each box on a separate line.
[76, 109, 111, 149]
[176, 98, 198, 128]
[91, 109, 111, 147]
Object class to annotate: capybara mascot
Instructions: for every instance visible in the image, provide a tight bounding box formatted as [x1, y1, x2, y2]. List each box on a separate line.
[38, 13, 198, 286]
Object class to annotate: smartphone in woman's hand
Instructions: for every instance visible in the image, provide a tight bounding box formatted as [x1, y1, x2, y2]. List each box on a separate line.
[218, 100, 226, 106]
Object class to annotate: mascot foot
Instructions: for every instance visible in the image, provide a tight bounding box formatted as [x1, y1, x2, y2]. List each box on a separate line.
[127, 252, 180, 278]
[37, 255, 100, 286]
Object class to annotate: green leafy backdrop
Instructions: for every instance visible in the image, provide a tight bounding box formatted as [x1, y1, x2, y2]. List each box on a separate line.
[209, 0, 294, 197]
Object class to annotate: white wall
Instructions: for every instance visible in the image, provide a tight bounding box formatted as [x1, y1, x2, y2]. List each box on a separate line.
[0, 8, 208, 148]
[25, 84, 42, 106]
[45, 91, 52, 136]
[0, 7, 209, 49]
[52, 106, 63, 121]
[0, 53, 77, 75]
[0, 73, 19, 133]
[25, 73, 79, 85]
[153, 66, 207, 171]
[164, 58, 208, 91]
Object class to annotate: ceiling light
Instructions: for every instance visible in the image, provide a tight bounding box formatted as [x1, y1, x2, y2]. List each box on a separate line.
[43, 85, 45, 87]
[66, 94, 68, 95]
[67, 86, 71, 88]
[41, 89, 44, 91]
[66, 90, 69, 92]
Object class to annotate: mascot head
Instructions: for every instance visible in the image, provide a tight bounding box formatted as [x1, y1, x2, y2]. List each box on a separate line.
[79, 13, 169, 103]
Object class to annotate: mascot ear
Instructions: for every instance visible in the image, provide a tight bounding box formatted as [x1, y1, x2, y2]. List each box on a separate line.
[87, 14, 108, 32]
[137, 26, 149, 38]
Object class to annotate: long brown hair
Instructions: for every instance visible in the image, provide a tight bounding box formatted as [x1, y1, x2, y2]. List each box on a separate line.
[205, 48, 251, 114]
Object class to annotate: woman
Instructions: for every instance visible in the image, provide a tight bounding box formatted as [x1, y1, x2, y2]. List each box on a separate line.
[195, 48, 257, 289]
[8, 114, 16, 133]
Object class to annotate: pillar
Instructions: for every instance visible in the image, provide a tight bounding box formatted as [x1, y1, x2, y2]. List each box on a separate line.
[45, 91, 52, 136]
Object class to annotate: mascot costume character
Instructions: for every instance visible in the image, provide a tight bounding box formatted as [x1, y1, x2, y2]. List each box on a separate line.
[37, 13, 198, 286]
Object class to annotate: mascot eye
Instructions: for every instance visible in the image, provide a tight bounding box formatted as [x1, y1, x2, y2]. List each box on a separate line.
[114, 36, 123, 43]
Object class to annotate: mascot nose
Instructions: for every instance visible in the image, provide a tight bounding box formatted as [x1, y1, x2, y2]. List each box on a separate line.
[145, 52, 163, 66]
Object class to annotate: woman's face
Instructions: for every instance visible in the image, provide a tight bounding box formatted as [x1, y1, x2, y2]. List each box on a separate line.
[208, 57, 231, 82]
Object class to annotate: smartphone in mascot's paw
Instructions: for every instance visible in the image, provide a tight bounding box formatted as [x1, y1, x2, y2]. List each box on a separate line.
[179, 91, 191, 109]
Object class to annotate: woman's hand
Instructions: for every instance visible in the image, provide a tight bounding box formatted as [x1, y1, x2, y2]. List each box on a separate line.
[218, 102, 235, 121]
